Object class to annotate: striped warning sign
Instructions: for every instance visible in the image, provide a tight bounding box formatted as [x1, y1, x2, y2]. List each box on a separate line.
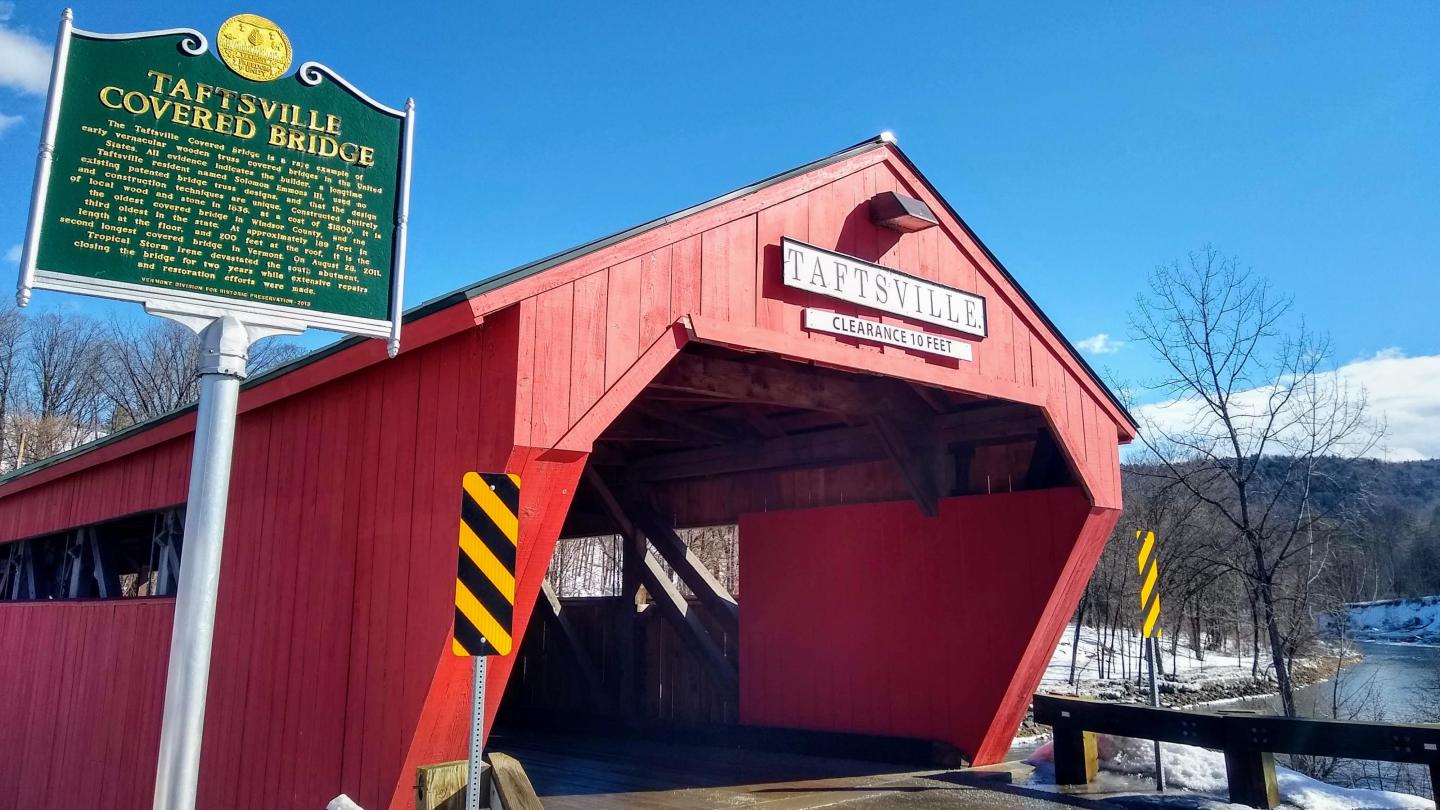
[453, 472, 521, 657]
[1136, 529, 1161, 638]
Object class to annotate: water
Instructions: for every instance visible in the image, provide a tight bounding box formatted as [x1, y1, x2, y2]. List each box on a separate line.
[1228, 640, 1440, 723]
[1224, 640, 1440, 797]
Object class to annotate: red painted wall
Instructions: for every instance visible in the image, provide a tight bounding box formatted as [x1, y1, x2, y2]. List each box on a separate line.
[739, 489, 1119, 764]
[0, 322, 537, 810]
[0, 600, 173, 808]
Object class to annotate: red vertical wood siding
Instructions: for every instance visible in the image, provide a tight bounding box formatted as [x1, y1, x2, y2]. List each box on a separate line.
[0, 600, 173, 810]
[0, 322, 533, 810]
[738, 489, 1118, 764]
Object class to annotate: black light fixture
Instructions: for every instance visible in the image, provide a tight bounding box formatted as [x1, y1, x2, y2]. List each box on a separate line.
[869, 190, 939, 233]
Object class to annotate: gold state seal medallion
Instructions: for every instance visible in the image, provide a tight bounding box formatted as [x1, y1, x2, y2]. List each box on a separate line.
[216, 13, 292, 82]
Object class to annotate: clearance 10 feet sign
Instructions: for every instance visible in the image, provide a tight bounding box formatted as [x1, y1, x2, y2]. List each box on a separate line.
[17, 12, 414, 351]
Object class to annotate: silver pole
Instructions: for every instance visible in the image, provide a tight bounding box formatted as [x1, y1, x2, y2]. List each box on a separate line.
[1148, 636, 1166, 791]
[467, 656, 488, 810]
[16, 8, 74, 307]
[152, 315, 251, 810]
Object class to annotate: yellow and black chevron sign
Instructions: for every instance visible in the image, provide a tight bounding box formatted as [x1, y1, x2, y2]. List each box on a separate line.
[453, 471, 521, 657]
[1136, 529, 1162, 638]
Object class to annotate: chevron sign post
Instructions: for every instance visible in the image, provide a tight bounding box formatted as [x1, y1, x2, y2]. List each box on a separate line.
[454, 472, 521, 810]
[1137, 529, 1165, 791]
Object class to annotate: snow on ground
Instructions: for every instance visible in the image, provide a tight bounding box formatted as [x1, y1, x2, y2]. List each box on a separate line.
[1042, 624, 1272, 703]
[1026, 735, 1434, 810]
[325, 796, 365, 810]
[1329, 597, 1440, 645]
[1045, 624, 1255, 685]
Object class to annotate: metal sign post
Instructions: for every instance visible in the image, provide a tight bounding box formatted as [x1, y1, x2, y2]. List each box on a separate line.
[1137, 529, 1165, 792]
[468, 657, 488, 810]
[150, 310, 299, 809]
[1146, 635, 1165, 791]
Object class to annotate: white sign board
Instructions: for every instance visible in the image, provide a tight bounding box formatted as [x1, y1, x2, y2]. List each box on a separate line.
[803, 308, 973, 361]
[782, 238, 986, 338]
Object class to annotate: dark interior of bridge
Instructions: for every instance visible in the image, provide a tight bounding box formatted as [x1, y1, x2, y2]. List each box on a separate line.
[497, 343, 1075, 757]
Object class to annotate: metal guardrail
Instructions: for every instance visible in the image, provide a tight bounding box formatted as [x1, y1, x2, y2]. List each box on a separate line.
[1033, 693, 1440, 808]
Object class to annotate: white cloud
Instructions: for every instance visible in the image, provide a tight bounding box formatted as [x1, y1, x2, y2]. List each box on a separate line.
[1135, 349, 1440, 461]
[0, 111, 20, 136]
[1076, 333, 1126, 355]
[4, 244, 18, 263]
[0, 20, 52, 95]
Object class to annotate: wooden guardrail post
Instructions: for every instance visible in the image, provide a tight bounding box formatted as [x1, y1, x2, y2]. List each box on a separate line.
[1221, 743, 1278, 807]
[1052, 725, 1098, 786]
[1222, 747, 1279, 809]
[1221, 711, 1279, 810]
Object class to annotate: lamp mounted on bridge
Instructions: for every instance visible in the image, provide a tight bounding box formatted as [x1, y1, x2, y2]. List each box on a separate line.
[868, 190, 939, 233]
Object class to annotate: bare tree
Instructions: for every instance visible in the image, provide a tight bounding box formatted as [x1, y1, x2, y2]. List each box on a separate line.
[0, 309, 308, 471]
[100, 316, 307, 428]
[17, 311, 107, 465]
[1129, 247, 1379, 716]
[0, 307, 25, 469]
[100, 318, 202, 429]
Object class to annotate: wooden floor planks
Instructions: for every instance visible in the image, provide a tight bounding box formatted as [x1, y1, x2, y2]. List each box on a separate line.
[482, 730, 1093, 809]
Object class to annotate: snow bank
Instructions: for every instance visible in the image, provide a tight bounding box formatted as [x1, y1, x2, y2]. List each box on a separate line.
[326, 796, 365, 810]
[1328, 597, 1440, 645]
[1042, 623, 1271, 705]
[1026, 735, 1434, 810]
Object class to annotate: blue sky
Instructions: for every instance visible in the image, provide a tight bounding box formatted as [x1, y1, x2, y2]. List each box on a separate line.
[1, 2, 1437, 453]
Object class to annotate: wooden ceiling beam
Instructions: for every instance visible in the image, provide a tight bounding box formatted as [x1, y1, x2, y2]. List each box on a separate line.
[631, 402, 738, 442]
[633, 424, 883, 482]
[872, 415, 940, 517]
[907, 382, 951, 414]
[632, 408, 1049, 482]
[934, 406, 1047, 442]
[598, 413, 722, 444]
[767, 410, 849, 433]
[739, 405, 786, 440]
[647, 354, 933, 423]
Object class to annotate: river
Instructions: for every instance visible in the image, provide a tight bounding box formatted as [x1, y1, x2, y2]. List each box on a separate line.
[1224, 640, 1440, 797]
[1227, 640, 1440, 723]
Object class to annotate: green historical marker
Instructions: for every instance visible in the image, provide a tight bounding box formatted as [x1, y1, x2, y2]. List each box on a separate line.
[19, 11, 413, 350]
[15, 12, 415, 810]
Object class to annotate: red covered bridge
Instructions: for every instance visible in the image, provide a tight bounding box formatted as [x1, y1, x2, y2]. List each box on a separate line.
[0, 136, 1134, 809]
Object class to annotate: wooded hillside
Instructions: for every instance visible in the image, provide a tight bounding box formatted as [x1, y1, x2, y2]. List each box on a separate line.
[1082, 456, 1440, 686]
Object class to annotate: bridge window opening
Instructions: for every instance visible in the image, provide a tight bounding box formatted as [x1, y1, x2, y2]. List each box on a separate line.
[0, 506, 184, 601]
[547, 526, 738, 599]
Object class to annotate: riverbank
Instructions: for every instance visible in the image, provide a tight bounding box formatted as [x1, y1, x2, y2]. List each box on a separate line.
[1329, 596, 1440, 645]
[1017, 624, 1362, 737]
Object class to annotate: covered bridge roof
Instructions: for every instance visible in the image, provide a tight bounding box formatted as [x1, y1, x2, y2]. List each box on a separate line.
[0, 135, 1135, 489]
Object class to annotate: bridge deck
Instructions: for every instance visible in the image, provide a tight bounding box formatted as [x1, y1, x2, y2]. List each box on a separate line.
[485, 730, 1136, 809]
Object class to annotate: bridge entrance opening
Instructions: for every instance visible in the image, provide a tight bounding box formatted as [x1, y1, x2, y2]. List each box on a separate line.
[494, 342, 1080, 776]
